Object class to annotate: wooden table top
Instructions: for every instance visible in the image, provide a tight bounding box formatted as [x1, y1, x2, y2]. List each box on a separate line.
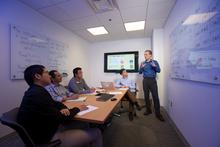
[63, 89, 127, 124]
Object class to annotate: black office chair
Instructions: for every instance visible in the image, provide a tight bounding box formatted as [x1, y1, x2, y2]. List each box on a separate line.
[0, 107, 61, 147]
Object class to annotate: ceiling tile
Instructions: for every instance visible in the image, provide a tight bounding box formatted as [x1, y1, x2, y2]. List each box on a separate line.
[19, 0, 70, 9]
[96, 10, 123, 25]
[126, 30, 145, 39]
[148, 18, 167, 28]
[38, 5, 71, 21]
[117, 0, 148, 9]
[62, 15, 100, 30]
[58, 0, 95, 20]
[109, 33, 128, 40]
[120, 6, 147, 22]
[73, 28, 112, 43]
[91, 35, 112, 42]
[104, 23, 126, 34]
[147, 0, 176, 20]
[73, 29, 95, 42]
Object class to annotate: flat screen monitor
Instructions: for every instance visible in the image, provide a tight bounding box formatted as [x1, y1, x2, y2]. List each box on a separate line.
[104, 51, 139, 73]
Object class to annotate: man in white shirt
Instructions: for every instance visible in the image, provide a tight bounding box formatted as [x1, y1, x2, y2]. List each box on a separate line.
[115, 69, 141, 121]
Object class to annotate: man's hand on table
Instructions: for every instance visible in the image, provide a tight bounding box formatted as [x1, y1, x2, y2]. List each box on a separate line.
[78, 104, 88, 111]
[60, 108, 70, 116]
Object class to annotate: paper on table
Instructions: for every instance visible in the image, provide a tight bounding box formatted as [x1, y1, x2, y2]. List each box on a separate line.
[84, 92, 97, 96]
[77, 105, 98, 116]
[118, 88, 129, 90]
[65, 97, 87, 102]
[109, 92, 122, 95]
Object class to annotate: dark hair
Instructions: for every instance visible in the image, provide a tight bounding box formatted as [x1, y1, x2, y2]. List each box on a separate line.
[49, 70, 58, 79]
[145, 50, 152, 55]
[73, 67, 82, 77]
[24, 65, 45, 86]
[119, 68, 126, 75]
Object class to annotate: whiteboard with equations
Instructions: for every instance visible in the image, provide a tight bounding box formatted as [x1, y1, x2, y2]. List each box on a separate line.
[169, 0, 220, 85]
[11, 24, 68, 79]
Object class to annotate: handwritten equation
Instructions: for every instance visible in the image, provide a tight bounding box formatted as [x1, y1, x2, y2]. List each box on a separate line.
[11, 24, 68, 79]
[169, 0, 220, 85]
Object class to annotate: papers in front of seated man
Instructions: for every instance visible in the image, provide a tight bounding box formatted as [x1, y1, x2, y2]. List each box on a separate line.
[77, 105, 98, 116]
[117, 88, 129, 91]
[108, 91, 123, 95]
[65, 97, 87, 102]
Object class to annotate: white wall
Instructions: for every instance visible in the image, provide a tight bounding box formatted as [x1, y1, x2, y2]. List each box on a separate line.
[163, 0, 220, 146]
[87, 38, 151, 99]
[152, 29, 166, 106]
[0, 0, 89, 138]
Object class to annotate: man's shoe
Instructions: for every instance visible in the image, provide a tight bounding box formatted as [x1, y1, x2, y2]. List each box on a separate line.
[144, 110, 152, 115]
[129, 112, 134, 121]
[156, 114, 165, 122]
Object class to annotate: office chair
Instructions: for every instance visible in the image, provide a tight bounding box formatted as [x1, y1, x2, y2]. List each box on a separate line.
[0, 107, 61, 147]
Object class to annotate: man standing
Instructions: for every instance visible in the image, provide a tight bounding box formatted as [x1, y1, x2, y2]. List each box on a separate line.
[68, 67, 95, 94]
[115, 68, 141, 121]
[139, 50, 165, 121]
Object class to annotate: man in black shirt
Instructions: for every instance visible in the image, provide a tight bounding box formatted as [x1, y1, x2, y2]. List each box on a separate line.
[17, 65, 102, 147]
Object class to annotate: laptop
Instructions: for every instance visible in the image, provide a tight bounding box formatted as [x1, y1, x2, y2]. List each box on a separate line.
[101, 81, 115, 90]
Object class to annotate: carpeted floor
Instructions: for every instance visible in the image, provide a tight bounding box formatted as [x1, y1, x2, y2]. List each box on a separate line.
[103, 106, 186, 147]
[0, 103, 186, 147]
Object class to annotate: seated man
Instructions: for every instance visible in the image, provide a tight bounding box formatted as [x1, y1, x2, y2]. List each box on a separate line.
[68, 67, 95, 94]
[17, 65, 102, 147]
[45, 70, 79, 102]
[115, 69, 141, 121]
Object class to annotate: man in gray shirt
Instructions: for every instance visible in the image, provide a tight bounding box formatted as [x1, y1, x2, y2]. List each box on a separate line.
[68, 67, 95, 94]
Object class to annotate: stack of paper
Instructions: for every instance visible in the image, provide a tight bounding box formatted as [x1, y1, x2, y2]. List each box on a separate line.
[118, 88, 129, 90]
[108, 92, 123, 95]
[77, 105, 98, 116]
[65, 97, 87, 102]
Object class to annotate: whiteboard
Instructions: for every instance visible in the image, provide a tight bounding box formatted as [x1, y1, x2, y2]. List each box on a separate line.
[169, 0, 220, 85]
[11, 24, 68, 79]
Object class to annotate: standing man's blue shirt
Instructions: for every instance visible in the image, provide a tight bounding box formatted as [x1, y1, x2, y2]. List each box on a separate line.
[139, 60, 161, 78]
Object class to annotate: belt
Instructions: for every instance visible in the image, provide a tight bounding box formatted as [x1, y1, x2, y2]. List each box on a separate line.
[144, 77, 156, 79]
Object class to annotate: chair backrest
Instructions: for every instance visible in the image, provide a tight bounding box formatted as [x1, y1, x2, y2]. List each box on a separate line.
[0, 107, 36, 147]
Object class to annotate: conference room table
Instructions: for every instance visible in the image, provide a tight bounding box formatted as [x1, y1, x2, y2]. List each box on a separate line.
[63, 89, 127, 124]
